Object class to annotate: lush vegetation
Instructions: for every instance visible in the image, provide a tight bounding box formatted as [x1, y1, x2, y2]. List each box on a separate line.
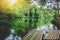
[0, 0, 58, 37]
[9, 5, 58, 36]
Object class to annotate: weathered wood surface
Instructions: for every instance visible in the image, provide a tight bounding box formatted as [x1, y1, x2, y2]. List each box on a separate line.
[45, 30, 60, 40]
[22, 29, 43, 40]
[22, 30, 60, 40]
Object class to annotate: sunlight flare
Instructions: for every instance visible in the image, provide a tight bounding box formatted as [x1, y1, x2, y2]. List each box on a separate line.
[9, 0, 17, 5]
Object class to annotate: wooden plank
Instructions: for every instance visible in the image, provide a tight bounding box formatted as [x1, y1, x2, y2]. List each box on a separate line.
[45, 30, 60, 40]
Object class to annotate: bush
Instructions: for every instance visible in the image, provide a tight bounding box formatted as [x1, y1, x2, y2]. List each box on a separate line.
[10, 5, 58, 36]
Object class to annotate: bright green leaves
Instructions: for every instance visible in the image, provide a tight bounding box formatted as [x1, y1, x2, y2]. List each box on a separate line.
[10, 5, 58, 35]
[34, 7, 58, 27]
[10, 17, 28, 32]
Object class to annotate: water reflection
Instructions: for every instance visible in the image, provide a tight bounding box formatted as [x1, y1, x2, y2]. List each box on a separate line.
[5, 29, 21, 40]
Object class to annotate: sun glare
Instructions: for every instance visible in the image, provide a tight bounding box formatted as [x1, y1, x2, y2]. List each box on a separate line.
[9, 0, 17, 5]
[0, 0, 30, 13]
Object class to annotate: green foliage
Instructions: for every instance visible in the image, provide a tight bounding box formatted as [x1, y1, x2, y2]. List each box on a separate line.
[0, 0, 58, 37]
[0, 5, 58, 36]
[29, 5, 58, 26]
[10, 17, 27, 32]
[10, 5, 58, 35]
[36, 9, 57, 26]
[0, 5, 58, 34]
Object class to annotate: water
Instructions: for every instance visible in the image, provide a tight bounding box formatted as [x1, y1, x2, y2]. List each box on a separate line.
[5, 29, 21, 40]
